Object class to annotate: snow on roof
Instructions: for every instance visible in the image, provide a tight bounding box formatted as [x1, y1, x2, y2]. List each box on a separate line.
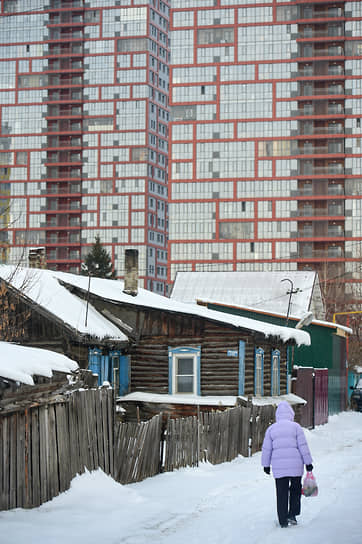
[0, 266, 128, 342]
[197, 299, 353, 336]
[0, 342, 79, 386]
[119, 391, 306, 407]
[51, 269, 310, 346]
[170, 271, 323, 319]
[0, 266, 310, 346]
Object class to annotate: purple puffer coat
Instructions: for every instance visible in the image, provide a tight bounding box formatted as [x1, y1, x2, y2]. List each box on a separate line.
[261, 401, 313, 479]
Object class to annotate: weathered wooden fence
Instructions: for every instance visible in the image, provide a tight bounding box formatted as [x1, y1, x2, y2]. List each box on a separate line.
[113, 403, 276, 484]
[0, 388, 114, 511]
[1, 394, 276, 509]
[113, 414, 162, 484]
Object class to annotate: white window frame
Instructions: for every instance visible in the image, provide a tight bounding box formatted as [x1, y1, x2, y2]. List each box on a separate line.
[168, 346, 201, 395]
[271, 349, 281, 396]
[254, 347, 264, 396]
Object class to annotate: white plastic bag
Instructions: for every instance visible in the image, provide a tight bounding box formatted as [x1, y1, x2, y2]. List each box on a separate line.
[302, 471, 318, 497]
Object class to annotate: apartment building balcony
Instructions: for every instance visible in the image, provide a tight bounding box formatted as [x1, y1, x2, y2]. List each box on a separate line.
[47, 136, 82, 148]
[47, 168, 82, 180]
[45, 199, 81, 212]
[48, 29, 83, 41]
[298, 101, 345, 116]
[48, 12, 84, 25]
[299, 6, 344, 20]
[296, 182, 344, 196]
[297, 142, 344, 155]
[299, 121, 344, 135]
[299, 25, 344, 39]
[299, 160, 345, 176]
[47, 43, 83, 56]
[292, 203, 345, 217]
[47, 232, 81, 244]
[298, 83, 345, 96]
[47, 247, 81, 261]
[48, 75, 83, 87]
[47, 105, 82, 115]
[298, 63, 345, 77]
[48, 89, 83, 102]
[298, 44, 344, 58]
[45, 215, 81, 228]
[45, 183, 81, 195]
[45, 151, 82, 163]
[48, 59, 83, 71]
[298, 244, 345, 260]
[48, 121, 82, 133]
[298, 222, 345, 238]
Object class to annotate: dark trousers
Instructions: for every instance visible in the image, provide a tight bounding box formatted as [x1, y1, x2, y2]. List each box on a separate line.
[275, 476, 302, 526]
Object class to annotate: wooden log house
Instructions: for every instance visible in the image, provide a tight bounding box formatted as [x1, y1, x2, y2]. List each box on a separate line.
[54, 272, 310, 421]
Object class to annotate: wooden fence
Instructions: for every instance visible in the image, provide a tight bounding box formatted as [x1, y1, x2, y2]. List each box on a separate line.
[0, 388, 114, 511]
[1, 392, 276, 509]
[113, 403, 276, 484]
[113, 414, 162, 484]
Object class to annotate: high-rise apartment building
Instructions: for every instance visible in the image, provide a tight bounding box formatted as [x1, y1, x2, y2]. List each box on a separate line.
[169, 1, 362, 307]
[0, 0, 170, 294]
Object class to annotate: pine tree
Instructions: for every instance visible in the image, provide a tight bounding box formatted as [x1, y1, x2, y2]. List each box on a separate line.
[82, 235, 116, 279]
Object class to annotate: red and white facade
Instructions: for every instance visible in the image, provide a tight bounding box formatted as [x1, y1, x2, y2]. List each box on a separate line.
[0, 0, 169, 294]
[168, 0, 362, 305]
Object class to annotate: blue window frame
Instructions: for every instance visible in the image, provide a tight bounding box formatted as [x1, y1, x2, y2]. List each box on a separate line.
[168, 346, 201, 395]
[271, 349, 281, 396]
[88, 348, 102, 386]
[88, 348, 129, 395]
[254, 347, 264, 396]
[238, 340, 246, 395]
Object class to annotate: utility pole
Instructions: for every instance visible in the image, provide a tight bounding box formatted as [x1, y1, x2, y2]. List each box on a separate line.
[281, 278, 300, 325]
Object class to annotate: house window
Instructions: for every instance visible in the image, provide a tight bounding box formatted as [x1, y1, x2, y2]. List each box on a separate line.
[111, 351, 120, 394]
[88, 347, 102, 386]
[254, 347, 264, 396]
[168, 346, 201, 395]
[271, 349, 280, 396]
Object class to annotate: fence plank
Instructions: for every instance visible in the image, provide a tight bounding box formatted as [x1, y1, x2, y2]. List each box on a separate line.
[16, 412, 26, 508]
[48, 404, 59, 501]
[56, 403, 70, 494]
[31, 408, 41, 508]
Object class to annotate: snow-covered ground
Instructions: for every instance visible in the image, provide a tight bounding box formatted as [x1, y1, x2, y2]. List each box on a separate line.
[2, 411, 361, 544]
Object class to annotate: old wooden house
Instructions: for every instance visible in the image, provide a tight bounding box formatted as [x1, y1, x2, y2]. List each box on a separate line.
[0, 265, 129, 395]
[0, 264, 310, 420]
[42, 265, 310, 420]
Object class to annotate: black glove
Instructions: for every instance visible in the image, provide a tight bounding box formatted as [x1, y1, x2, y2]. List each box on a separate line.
[306, 464, 313, 472]
[264, 467, 270, 475]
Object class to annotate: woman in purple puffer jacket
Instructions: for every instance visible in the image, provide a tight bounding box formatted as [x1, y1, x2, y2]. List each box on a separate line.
[261, 401, 313, 528]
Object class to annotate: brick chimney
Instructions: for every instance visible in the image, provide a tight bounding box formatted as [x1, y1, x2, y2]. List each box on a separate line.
[123, 249, 138, 296]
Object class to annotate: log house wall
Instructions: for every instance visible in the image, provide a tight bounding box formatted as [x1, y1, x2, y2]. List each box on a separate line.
[121, 307, 288, 397]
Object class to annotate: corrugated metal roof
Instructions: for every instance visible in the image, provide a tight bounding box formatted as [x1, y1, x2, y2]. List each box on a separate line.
[170, 271, 325, 319]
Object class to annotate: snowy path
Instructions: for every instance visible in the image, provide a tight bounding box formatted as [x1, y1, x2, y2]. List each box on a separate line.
[1, 412, 362, 544]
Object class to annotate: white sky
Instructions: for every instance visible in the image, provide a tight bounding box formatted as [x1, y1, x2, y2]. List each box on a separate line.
[1, 411, 361, 544]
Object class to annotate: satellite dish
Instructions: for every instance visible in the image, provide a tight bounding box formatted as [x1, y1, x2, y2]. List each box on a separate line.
[295, 311, 314, 329]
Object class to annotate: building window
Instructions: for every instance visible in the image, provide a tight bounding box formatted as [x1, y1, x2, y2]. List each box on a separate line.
[168, 346, 201, 394]
[271, 349, 280, 396]
[254, 347, 264, 396]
